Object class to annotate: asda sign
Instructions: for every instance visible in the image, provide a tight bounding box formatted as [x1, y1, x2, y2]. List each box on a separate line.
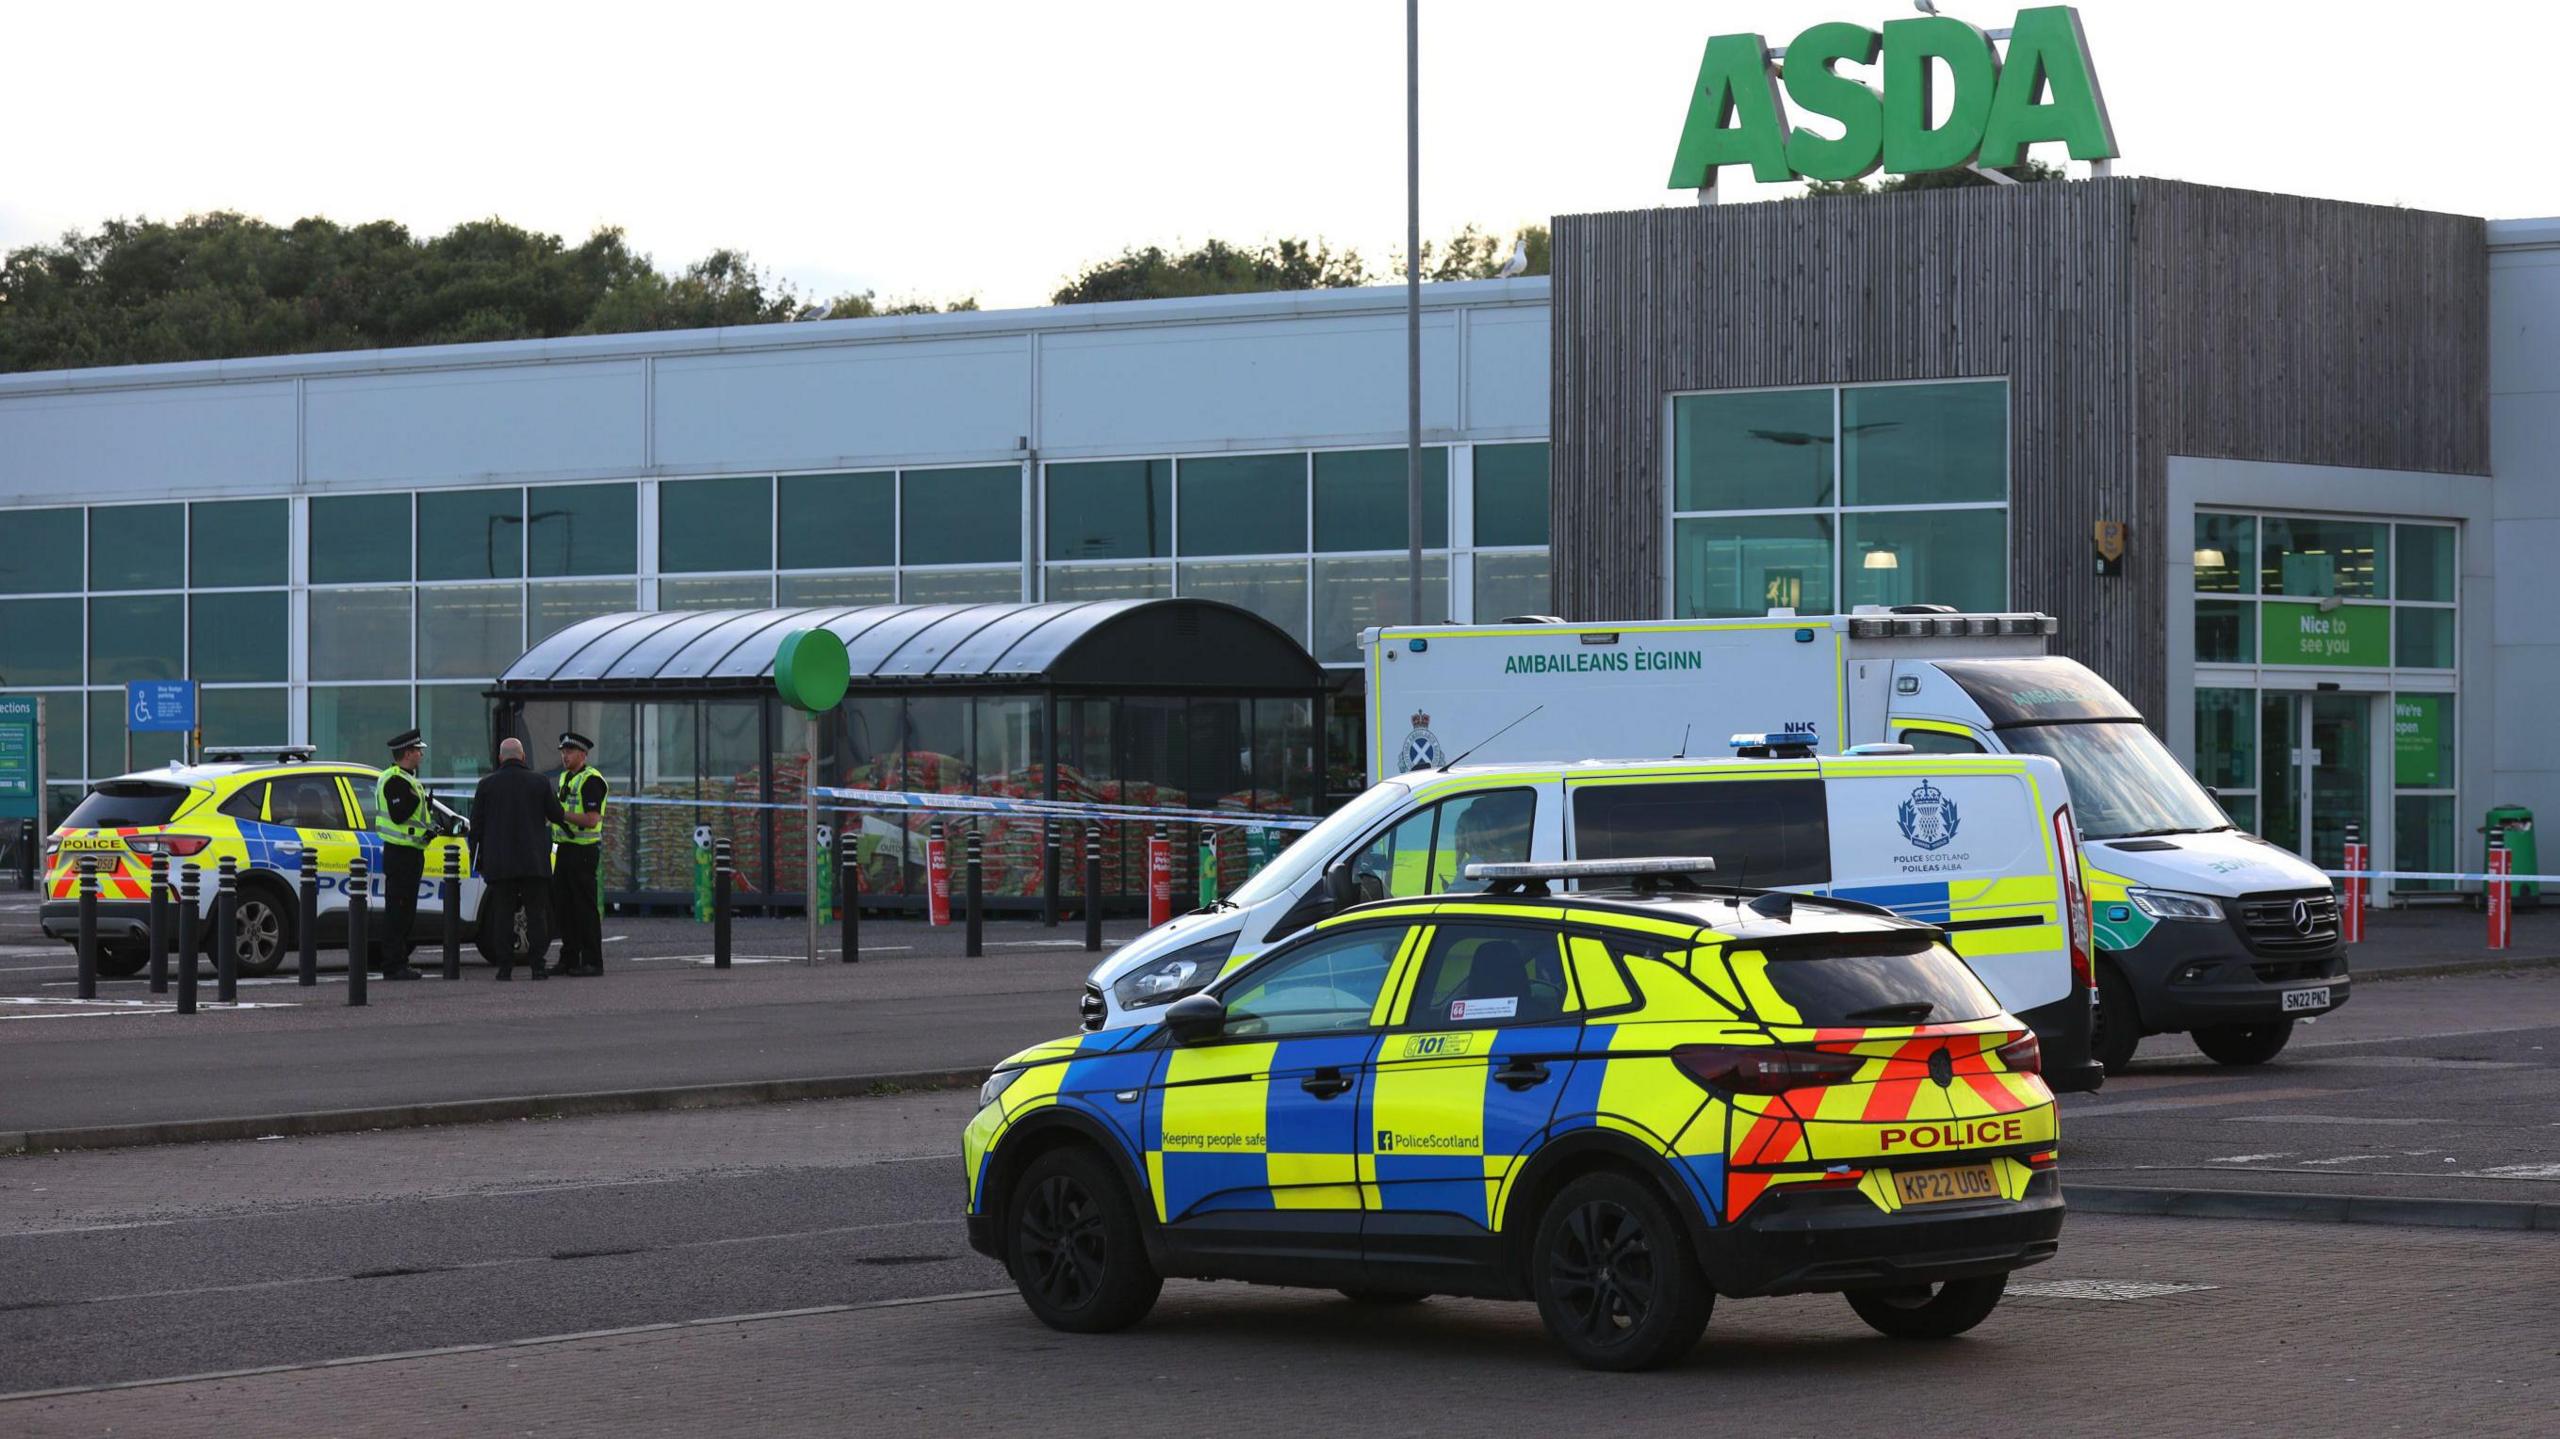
[1668, 5, 2118, 188]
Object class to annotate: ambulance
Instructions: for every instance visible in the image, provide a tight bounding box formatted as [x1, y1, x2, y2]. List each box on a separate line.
[1358, 609, 2348, 1073]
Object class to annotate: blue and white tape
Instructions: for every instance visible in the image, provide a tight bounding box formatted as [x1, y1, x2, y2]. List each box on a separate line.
[427, 785, 1318, 831]
[2326, 869, 2560, 884]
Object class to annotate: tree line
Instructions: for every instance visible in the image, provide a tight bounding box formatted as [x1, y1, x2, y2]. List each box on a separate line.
[0, 212, 1551, 374]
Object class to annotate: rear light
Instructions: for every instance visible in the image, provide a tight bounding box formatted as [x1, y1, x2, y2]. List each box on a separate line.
[2026, 1148, 2059, 1169]
[2054, 804, 2094, 992]
[1995, 1032, 2042, 1076]
[128, 834, 212, 857]
[1673, 1044, 1864, 1095]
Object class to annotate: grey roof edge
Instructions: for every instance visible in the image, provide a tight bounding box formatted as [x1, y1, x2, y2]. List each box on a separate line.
[2488, 217, 2560, 252]
[0, 277, 1552, 399]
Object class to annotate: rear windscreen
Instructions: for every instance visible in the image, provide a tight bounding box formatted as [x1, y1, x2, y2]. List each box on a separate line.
[1742, 943, 2000, 1025]
[1570, 778, 1830, 888]
[1931, 657, 2141, 727]
[62, 782, 193, 829]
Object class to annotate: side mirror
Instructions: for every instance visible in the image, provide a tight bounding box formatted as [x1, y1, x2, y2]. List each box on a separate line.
[1322, 862, 1357, 913]
[1163, 992, 1227, 1044]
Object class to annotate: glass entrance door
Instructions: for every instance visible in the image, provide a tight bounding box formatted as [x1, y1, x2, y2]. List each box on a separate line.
[2259, 691, 2374, 871]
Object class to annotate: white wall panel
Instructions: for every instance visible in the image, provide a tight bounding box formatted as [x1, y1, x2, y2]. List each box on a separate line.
[2489, 249, 2560, 396]
[1038, 311, 1462, 455]
[306, 361, 646, 487]
[0, 382, 297, 498]
[653, 338, 1029, 472]
[1463, 304, 1551, 435]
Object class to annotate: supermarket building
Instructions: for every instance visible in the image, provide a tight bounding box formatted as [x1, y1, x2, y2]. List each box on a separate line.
[0, 177, 2554, 901]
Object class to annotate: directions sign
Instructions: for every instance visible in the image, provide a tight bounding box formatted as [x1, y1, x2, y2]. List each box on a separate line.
[0, 696, 36, 820]
[126, 680, 199, 734]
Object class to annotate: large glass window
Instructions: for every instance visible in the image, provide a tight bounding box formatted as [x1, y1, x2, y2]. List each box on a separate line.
[189, 500, 286, 587]
[0, 598, 83, 684]
[1671, 381, 2006, 618]
[89, 504, 183, 591]
[1473, 551, 1551, 622]
[416, 584, 522, 678]
[1179, 454, 1306, 556]
[899, 567, 1018, 604]
[777, 572, 895, 606]
[2194, 686, 2256, 795]
[1046, 460, 1172, 561]
[418, 684, 493, 780]
[311, 686, 413, 761]
[1178, 559, 1308, 645]
[660, 476, 772, 573]
[89, 595, 185, 682]
[418, 488, 525, 581]
[0, 508, 83, 593]
[311, 587, 411, 681]
[661, 575, 773, 610]
[1314, 448, 1448, 552]
[1044, 563, 1170, 601]
[2195, 600, 2254, 663]
[2193, 512, 2457, 673]
[527, 482, 637, 577]
[2262, 517, 2385, 598]
[91, 692, 182, 772]
[200, 687, 287, 747]
[779, 472, 894, 570]
[2396, 524, 2456, 603]
[1311, 555, 1447, 664]
[901, 466, 1020, 566]
[2193, 513, 2255, 594]
[191, 592, 287, 682]
[1474, 443, 1550, 548]
[530, 580, 637, 646]
[311, 494, 412, 585]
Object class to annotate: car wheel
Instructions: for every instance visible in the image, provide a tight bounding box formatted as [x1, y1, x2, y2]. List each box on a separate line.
[2193, 1019, 2294, 1066]
[230, 886, 293, 976]
[1007, 1147, 1161, 1334]
[92, 944, 149, 979]
[2093, 963, 2141, 1075]
[1531, 1171, 1712, 1371]
[1337, 1290, 1431, 1306]
[1846, 1274, 2007, 1339]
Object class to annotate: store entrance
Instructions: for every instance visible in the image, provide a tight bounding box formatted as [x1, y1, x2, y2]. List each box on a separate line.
[2258, 690, 2375, 872]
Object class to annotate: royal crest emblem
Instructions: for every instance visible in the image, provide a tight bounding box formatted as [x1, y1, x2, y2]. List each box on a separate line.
[1897, 780, 1960, 851]
[1400, 711, 1443, 771]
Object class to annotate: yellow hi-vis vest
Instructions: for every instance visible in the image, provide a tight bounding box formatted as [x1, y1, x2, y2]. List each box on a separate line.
[553, 765, 606, 846]
[376, 765, 434, 849]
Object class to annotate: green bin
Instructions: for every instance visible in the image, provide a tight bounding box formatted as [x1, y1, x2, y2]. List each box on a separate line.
[2481, 804, 2538, 907]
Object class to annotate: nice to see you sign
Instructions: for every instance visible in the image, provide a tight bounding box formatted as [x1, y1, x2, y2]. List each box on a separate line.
[1669, 5, 2117, 188]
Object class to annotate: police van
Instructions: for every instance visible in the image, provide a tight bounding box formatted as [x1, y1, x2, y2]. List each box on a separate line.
[1086, 743, 2104, 1092]
[1358, 610, 2347, 1073]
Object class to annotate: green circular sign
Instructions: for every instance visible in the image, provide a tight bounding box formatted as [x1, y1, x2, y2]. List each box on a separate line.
[772, 627, 851, 712]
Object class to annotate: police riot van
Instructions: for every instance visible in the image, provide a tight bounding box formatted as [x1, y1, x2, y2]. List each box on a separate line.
[1357, 609, 2348, 1073]
[1084, 743, 2106, 1092]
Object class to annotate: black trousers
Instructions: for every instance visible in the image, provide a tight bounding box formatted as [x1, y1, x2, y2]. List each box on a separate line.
[477, 876, 553, 974]
[380, 842, 425, 972]
[552, 844, 603, 973]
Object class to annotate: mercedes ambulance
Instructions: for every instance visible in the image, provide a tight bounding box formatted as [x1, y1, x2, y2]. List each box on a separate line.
[1357, 609, 2348, 1073]
[1083, 744, 2105, 1092]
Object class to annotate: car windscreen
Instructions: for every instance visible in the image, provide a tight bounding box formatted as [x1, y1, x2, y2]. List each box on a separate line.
[1931, 657, 2142, 727]
[1225, 781, 1413, 908]
[1999, 720, 2230, 840]
[61, 782, 194, 829]
[1739, 939, 2001, 1026]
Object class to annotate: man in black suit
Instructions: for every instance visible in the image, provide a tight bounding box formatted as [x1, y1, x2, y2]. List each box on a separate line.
[471, 737, 571, 980]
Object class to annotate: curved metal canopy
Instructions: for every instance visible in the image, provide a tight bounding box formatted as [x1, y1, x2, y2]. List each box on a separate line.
[496, 599, 1327, 693]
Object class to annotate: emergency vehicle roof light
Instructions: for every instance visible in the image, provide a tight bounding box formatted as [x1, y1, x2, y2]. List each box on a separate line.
[1465, 856, 1716, 898]
[1730, 731, 1818, 758]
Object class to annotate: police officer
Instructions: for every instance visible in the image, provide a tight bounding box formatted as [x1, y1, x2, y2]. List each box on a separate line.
[550, 731, 608, 976]
[373, 729, 432, 981]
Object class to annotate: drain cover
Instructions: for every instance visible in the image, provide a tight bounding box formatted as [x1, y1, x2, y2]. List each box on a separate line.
[2008, 1279, 2218, 1302]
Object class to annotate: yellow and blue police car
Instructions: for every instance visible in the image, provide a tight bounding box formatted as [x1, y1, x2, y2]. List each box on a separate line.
[39, 751, 477, 975]
[964, 856, 2062, 1370]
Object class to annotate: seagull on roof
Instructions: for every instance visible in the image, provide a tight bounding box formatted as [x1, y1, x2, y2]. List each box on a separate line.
[1496, 238, 1530, 279]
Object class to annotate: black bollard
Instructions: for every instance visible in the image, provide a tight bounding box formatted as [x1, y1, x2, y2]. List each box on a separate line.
[440, 844, 462, 981]
[1084, 826, 1103, 954]
[297, 848, 319, 987]
[840, 843, 860, 964]
[215, 855, 239, 1005]
[176, 866, 199, 1016]
[712, 838, 732, 968]
[148, 853, 171, 995]
[76, 856, 98, 1001]
[346, 855, 369, 1007]
[1042, 819, 1059, 929]
[964, 821, 984, 958]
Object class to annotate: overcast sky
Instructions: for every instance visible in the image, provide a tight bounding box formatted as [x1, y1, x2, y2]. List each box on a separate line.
[6, 0, 2553, 311]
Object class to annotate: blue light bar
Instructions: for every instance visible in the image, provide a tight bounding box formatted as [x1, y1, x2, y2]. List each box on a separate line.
[1728, 730, 1818, 752]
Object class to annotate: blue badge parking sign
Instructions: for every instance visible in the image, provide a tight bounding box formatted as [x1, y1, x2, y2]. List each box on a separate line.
[126, 680, 198, 734]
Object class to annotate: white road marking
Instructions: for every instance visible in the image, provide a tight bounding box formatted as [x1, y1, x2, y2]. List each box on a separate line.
[2297, 1154, 2390, 1166]
[2222, 1115, 2438, 1126]
[2202, 1153, 2293, 1164]
[603, 935, 628, 943]
[2466, 1162, 2560, 1179]
[2009, 1279, 2219, 1302]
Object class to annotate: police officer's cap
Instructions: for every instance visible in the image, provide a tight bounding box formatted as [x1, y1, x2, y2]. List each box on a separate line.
[388, 728, 425, 753]
[558, 731, 594, 753]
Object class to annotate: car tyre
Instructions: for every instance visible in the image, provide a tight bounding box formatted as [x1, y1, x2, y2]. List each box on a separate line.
[1337, 1290, 1431, 1306]
[1531, 1171, 1712, 1372]
[2092, 962, 2140, 1075]
[2192, 1019, 2294, 1066]
[93, 944, 149, 979]
[231, 884, 293, 976]
[1006, 1146, 1161, 1334]
[1846, 1274, 2007, 1339]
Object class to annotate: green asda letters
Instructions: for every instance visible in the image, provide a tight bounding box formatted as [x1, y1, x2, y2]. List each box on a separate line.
[1667, 5, 2117, 190]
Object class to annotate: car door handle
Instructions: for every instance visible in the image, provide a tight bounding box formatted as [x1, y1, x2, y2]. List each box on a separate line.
[1300, 1068, 1354, 1100]
[1494, 1059, 1552, 1091]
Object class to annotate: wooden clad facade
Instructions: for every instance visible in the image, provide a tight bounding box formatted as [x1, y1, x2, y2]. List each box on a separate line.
[1549, 177, 2486, 720]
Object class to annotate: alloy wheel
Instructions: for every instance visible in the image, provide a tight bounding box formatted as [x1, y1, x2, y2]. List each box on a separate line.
[1016, 1173, 1108, 1312]
[1545, 1199, 1656, 1345]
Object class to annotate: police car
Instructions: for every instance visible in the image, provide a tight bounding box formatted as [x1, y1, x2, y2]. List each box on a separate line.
[966, 857, 2062, 1370]
[39, 751, 478, 975]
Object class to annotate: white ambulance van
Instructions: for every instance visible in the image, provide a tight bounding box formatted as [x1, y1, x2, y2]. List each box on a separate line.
[1357, 609, 2348, 1073]
[1082, 744, 2105, 1092]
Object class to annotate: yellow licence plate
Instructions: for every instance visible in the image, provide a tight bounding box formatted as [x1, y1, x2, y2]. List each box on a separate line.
[1893, 1163, 2000, 1207]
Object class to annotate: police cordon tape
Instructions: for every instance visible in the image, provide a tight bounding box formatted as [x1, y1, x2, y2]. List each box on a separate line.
[424, 785, 1321, 831]
[2325, 869, 2560, 884]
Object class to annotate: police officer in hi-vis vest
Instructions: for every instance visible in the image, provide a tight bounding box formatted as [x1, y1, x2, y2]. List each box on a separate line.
[550, 732, 609, 976]
[373, 729, 433, 981]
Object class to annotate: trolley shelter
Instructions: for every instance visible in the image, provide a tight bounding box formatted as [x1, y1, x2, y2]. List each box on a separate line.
[489, 599, 1332, 912]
